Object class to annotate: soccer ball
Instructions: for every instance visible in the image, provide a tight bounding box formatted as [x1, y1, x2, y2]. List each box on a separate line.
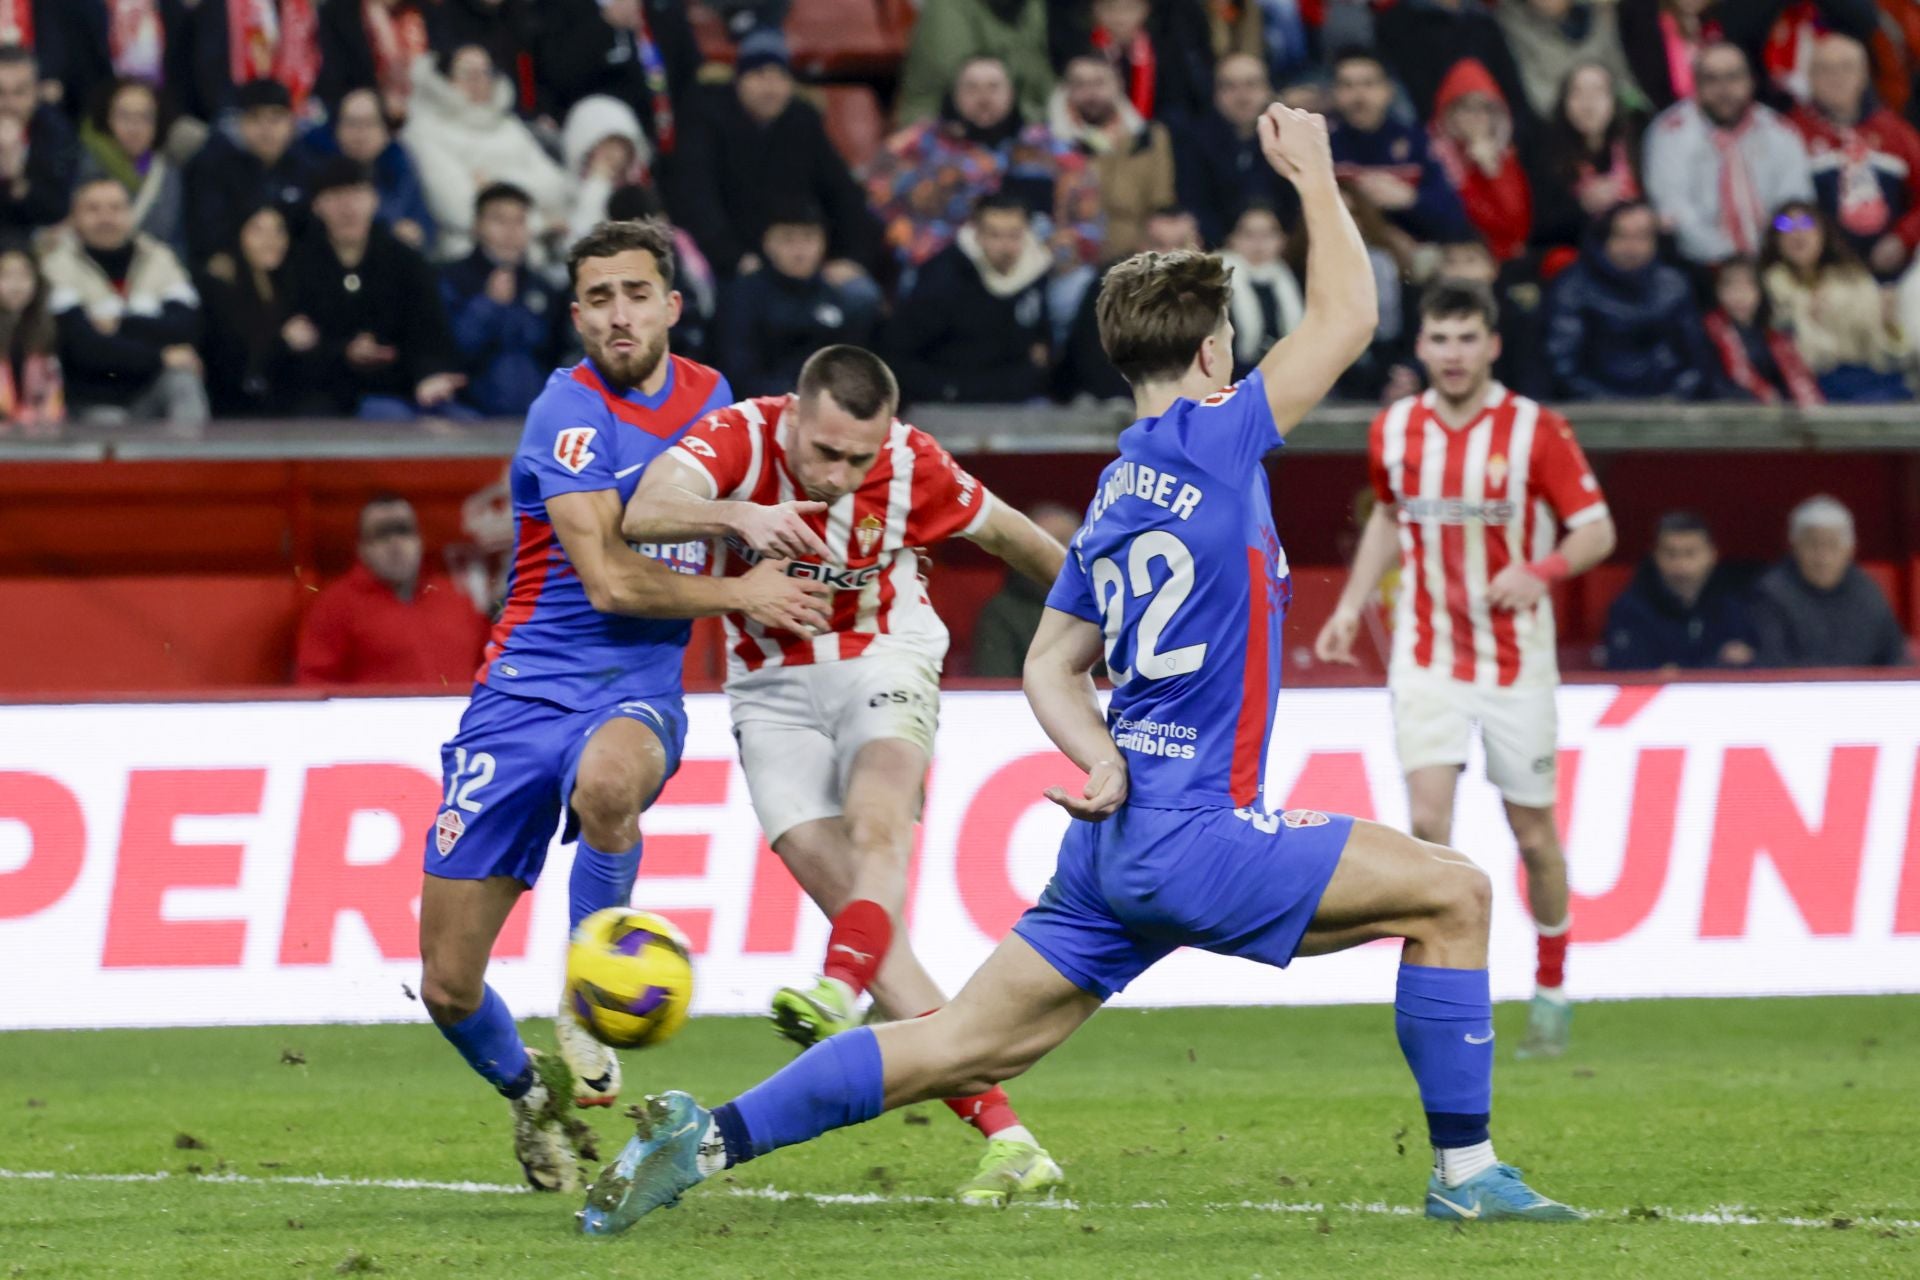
[564, 908, 694, 1050]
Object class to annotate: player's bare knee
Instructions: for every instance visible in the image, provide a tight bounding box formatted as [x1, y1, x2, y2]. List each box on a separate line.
[420, 969, 482, 1025]
[570, 775, 640, 850]
[847, 810, 912, 863]
[1440, 860, 1493, 935]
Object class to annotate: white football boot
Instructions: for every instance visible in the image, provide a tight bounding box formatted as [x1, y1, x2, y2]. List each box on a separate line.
[555, 1000, 622, 1108]
[509, 1049, 585, 1192]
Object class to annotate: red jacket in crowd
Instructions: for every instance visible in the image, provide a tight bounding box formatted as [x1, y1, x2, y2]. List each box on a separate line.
[1430, 58, 1534, 261]
[1789, 101, 1920, 256]
[295, 563, 489, 688]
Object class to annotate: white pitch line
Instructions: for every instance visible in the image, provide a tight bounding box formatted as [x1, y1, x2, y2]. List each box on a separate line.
[2, 1170, 1914, 1232]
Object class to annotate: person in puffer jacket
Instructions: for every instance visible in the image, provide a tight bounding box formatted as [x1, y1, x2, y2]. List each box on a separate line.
[562, 95, 655, 247]
[1542, 198, 1719, 399]
[1429, 58, 1535, 261]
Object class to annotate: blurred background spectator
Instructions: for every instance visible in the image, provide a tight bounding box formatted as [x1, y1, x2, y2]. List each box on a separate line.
[1495, 0, 1646, 123]
[1051, 0, 1229, 126]
[0, 240, 62, 432]
[195, 202, 299, 418]
[536, 0, 697, 163]
[968, 500, 1081, 676]
[1643, 42, 1812, 267]
[310, 86, 434, 254]
[44, 175, 206, 426]
[1049, 54, 1175, 266]
[673, 30, 879, 285]
[1760, 200, 1915, 402]
[317, 0, 433, 125]
[281, 159, 465, 418]
[718, 198, 877, 397]
[1328, 49, 1470, 248]
[1618, 0, 1721, 111]
[1544, 199, 1716, 398]
[441, 181, 567, 417]
[1429, 58, 1534, 261]
[892, 191, 1050, 404]
[1373, 0, 1537, 135]
[1056, 202, 1199, 401]
[77, 78, 183, 254]
[1604, 511, 1756, 670]
[897, 0, 1053, 125]
[403, 44, 568, 263]
[562, 95, 652, 246]
[1702, 255, 1822, 405]
[295, 493, 490, 686]
[1528, 59, 1643, 253]
[1176, 51, 1294, 247]
[1753, 495, 1912, 668]
[184, 79, 315, 274]
[0, 46, 76, 234]
[33, 0, 188, 123]
[1219, 200, 1301, 377]
[1788, 33, 1920, 281]
[864, 54, 1058, 273]
[1433, 237, 1552, 397]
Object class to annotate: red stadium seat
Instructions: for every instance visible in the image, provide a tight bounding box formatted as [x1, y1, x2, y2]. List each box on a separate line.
[818, 83, 887, 171]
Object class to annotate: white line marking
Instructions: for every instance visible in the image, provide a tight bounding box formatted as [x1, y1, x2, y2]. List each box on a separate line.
[2, 1170, 1913, 1231]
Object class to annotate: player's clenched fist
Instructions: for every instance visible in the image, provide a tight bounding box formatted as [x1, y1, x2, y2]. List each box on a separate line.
[1045, 757, 1129, 822]
[1313, 604, 1361, 665]
[735, 556, 833, 635]
[734, 500, 832, 560]
[1257, 103, 1332, 186]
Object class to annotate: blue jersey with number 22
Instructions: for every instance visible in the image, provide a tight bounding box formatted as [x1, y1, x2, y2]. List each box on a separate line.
[1046, 372, 1291, 812]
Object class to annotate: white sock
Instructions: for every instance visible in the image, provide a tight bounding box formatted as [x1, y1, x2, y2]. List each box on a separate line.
[991, 1123, 1037, 1147]
[1534, 915, 1572, 938]
[1435, 1140, 1497, 1188]
[1535, 984, 1569, 1005]
[694, 1115, 729, 1177]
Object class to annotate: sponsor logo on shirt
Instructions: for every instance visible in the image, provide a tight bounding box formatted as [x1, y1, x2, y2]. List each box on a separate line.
[554, 426, 598, 474]
[1400, 496, 1519, 525]
[1112, 714, 1200, 760]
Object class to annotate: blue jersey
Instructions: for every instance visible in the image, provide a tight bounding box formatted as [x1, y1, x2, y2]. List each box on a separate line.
[476, 355, 733, 710]
[1045, 372, 1291, 811]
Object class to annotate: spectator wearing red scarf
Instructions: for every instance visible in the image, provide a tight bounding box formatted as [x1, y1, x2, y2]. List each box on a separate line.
[1789, 33, 1920, 279]
[1431, 58, 1535, 261]
[1074, 0, 1216, 123]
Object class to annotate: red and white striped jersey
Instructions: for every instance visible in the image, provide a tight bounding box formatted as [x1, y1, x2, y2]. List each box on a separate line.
[667, 395, 994, 677]
[1368, 383, 1608, 688]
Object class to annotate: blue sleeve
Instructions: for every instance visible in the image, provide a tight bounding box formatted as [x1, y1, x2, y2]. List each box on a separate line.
[1176, 371, 1283, 480]
[700, 374, 734, 421]
[1044, 533, 1103, 623]
[521, 383, 620, 500]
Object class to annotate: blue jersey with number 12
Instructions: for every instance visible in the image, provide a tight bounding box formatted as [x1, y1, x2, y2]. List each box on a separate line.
[1046, 372, 1291, 811]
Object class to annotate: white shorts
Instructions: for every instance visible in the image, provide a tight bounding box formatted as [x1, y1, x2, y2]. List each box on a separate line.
[728, 650, 941, 844]
[1389, 668, 1559, 808]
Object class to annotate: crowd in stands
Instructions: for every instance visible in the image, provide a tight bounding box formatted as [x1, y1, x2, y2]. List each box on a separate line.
[0, 0, 1915, 435]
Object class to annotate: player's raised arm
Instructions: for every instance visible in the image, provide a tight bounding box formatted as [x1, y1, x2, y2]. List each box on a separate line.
[1024, 607, 1127, 821]
[622, 452, 832, 561]
[1253, 105, 1377, 436]
[963, 495, 1068, 588]
[548, 488, 831, 632]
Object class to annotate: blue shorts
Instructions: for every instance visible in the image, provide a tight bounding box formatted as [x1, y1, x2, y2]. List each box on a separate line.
[423, 686, 688, 886]
[1012, 804, 1354, 1000]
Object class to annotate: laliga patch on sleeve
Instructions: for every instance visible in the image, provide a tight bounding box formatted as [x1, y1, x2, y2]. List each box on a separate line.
[1281, 809, 1330, 828]
[553, 426, 598, 474]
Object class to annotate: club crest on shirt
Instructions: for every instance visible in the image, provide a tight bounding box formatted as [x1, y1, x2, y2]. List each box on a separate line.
[1486, 453, 1508, 491]
[435, 809, 465, 856]
[855, 513, 883, 556]
[553, 426, 597, 474]
[1280, 809, 1330, 828]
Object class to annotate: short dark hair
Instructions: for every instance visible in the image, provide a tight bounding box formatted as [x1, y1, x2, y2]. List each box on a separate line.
[1096, 250, 1233, 386]
[358, 492, 415, 537]
[605, 183, 664, 222]
[1656, 511, 1713, 542]
[764, 196, 826, 231]
[1329, 47, 1386, 78]
[474, 181, 533, 217]
[797, 345, 898, 421]
[566, 218, 678, 292]
[0, 44, 39, 74]
[1419, 279, 1500, 330]
[970, 191, 1029, 223]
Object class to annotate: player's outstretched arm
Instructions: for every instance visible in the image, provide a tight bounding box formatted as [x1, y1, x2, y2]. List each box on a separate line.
[622, 454, 830, 560]
[549, 488, 831, 629]
[1315, 502, 1401, 664]
[965, 496, 1068, 587]
[1253, 105, 1378, 437]
[1024, 608, 1127, 822]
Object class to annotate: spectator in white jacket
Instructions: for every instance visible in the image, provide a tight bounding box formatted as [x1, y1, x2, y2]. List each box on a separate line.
[402, 45, 569, 262]
[562, 95, 653, 247]
[1644, 42, 1813, 266]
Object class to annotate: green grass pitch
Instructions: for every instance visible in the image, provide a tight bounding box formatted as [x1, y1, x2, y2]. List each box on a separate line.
[4, 996, 1917, 1279]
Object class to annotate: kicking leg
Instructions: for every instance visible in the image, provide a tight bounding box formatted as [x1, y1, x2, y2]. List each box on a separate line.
[1506, 801, 1572, 1059]
[775, 803, 1056, 1191]
[1299, 821, 1581, 1222]
[579, 934, 1101, 1233]
[558, 714, 671, 1106]
[421, 873, 584, 1191]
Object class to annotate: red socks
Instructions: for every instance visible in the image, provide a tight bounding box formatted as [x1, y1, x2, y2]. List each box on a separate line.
[944, 1087, 1020, 1138]
[1535, 924, 1569, 990]
[822, 899, 891, 996]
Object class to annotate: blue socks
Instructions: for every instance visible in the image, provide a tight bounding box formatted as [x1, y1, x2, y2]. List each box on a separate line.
[438, 985, 533, 1098]
[1395, 964, 1493, 1150]
[569, 836, 641, 931]
[712, 1026, 886, 1166]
